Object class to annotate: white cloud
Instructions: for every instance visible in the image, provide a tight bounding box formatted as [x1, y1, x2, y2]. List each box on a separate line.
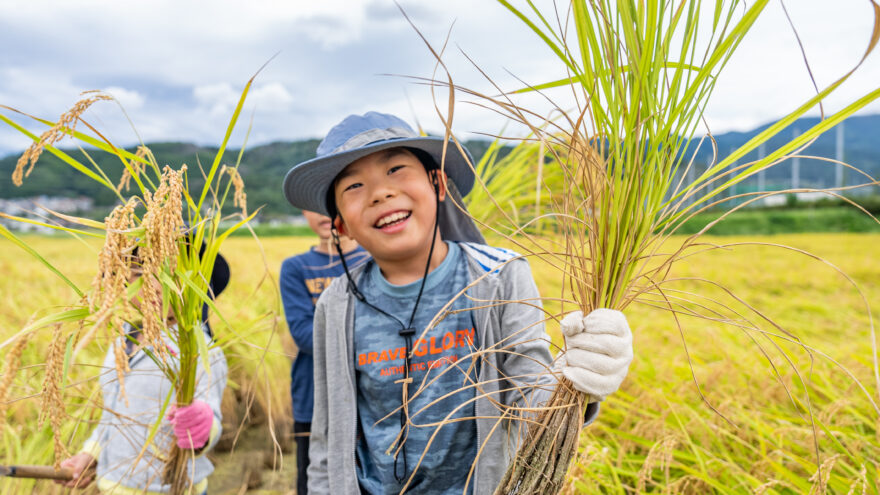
[297, 14, 366, 50]
[1, 0, 879, 156]
[193, 83, 238, 117]
[249, 83, 294, 112]
[104, 86, 145, 110]
[0, 68, 85, 115]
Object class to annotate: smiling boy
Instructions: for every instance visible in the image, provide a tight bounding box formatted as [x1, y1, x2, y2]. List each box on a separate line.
[283, 112, 633, 495]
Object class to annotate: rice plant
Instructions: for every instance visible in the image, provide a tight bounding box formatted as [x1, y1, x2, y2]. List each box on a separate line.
[489, 1, 879, 492]
[409, 1, 880, 492]
[0, 71, 262, 494]
[0, 234, 299, 494]
[3, 233, 877, 493]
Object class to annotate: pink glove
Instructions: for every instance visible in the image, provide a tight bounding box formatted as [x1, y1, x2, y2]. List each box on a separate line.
[166, 399, 214, 449]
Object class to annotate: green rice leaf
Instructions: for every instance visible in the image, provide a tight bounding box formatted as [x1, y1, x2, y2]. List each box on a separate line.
[196, 73, 256, 212]
[194, 324, 211, 376]
[0, 308, 90, 351]
[511, 62, 705, 94]
[0, 224, 85, 297]
[215, 208, 261, 245]
[173, 268, 232, 331]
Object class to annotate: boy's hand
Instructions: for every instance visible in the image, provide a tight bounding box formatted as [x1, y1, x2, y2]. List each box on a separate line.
[55, 452, 96, 488]
[557, 308, 633, 400]
[166, 399, 213, 449]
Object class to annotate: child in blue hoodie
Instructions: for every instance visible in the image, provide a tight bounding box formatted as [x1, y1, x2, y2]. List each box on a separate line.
[280, 209, 367, 494]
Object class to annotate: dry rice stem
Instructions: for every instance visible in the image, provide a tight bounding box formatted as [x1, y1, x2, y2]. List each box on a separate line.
[559, 445, 604, 495]
[164, 444, 194, 495]
[495, 380, 586, 495]
[13, 91, 113, 186]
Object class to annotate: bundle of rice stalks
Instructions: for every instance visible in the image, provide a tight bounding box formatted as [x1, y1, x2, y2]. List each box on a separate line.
[444, 1, 880, 493]
[0, 73, 262, 494]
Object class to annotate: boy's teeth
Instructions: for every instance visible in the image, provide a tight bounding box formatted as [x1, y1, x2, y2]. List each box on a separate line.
[376, 211, 409, 227]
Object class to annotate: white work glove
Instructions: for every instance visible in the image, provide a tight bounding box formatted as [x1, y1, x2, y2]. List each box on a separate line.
[556, 308, 633, 401]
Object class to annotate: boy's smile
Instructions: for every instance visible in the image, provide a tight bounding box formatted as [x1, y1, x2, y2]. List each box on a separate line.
[374, 210, 411, 231]
[333, 148, 448, 282]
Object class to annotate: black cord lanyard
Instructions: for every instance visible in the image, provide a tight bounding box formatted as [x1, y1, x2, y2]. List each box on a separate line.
[332, 181, 441, 486]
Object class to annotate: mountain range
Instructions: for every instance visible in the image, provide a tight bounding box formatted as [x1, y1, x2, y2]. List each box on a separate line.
[2, 115, 878, 219]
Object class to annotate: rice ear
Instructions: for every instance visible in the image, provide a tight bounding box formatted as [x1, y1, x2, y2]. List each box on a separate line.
[91, 198, 137, 329]
[13, 91, 113, 186]
[0, 331, 33, 427]
[221, 165, 247, 215]
[139, 165, 186, 362]
[39, 323, 70, 469]
[117, 145, 150, 192]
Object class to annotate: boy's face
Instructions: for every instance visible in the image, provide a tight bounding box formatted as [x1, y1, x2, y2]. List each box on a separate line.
[333, 148, 446, 264]
[302, 210, 333, 240]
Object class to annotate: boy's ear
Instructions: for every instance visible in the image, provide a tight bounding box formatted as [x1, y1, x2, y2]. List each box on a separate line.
[333, 215, 349, 237]
[430, 170, 448, 202]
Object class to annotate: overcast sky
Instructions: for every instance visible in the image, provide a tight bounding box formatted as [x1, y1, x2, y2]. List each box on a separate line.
[1, 1, 878, 158]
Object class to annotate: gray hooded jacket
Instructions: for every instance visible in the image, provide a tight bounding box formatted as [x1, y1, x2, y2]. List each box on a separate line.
[308, 243, 597, 494]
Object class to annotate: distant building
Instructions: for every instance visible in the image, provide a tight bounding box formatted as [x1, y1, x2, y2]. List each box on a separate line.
[0, 196, 95, 233]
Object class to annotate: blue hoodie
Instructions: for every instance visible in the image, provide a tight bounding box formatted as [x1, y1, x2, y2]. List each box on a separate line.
[280, 245, 368, 422]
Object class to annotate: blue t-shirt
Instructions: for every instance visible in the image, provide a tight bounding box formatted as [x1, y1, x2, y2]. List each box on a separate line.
[354, 241, 478, 495]
[280, 245, 368, 422]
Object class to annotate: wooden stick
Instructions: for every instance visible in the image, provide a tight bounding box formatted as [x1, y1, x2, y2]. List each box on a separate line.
[0, 464, 73, 480]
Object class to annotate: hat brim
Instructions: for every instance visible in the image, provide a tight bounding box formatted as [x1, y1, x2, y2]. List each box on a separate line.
[283, 136, 475, 216]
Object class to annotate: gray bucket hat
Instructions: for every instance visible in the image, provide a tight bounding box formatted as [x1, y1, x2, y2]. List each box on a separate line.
[283, 111, 484, 243]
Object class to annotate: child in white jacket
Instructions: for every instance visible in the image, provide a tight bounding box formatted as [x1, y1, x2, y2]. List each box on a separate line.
[58, 251, 230, 494]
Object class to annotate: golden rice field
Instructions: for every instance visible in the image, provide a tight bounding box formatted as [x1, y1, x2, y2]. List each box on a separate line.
[1, 233, 878, 494]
